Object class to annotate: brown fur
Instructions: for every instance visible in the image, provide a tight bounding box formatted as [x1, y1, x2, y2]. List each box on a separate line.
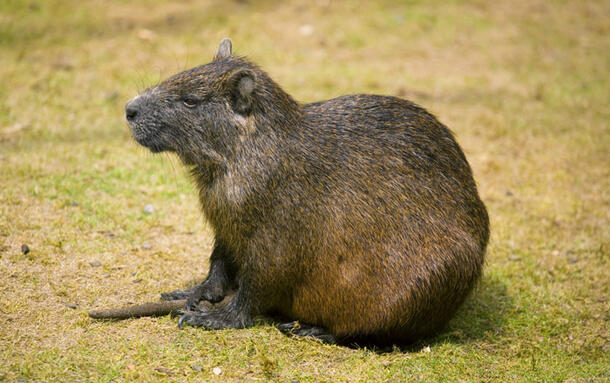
[125, 38, 489, 344]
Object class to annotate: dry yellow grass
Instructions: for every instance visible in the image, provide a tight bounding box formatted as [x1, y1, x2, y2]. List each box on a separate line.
[0, 0, 608, 381]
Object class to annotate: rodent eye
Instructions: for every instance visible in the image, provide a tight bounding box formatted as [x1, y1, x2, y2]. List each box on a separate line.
[182, 96, 199, 108]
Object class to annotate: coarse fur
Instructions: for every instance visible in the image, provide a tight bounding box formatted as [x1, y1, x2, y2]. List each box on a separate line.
[125, 38, 489, 345]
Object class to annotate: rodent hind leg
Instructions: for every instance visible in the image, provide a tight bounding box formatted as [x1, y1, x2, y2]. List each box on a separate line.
[277, 321, 337, 344]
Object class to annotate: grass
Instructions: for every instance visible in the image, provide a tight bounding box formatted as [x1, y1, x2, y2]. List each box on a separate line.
[0, 0, 608, 381]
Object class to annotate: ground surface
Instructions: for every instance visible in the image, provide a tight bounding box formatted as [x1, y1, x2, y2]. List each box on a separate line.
[0, 0, 608, 381]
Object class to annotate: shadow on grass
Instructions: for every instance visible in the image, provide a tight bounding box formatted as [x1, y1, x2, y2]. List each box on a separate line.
[443, 274, 512, 340]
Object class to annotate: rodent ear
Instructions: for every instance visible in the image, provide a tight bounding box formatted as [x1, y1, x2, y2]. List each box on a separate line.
[228, 69, 257, 115]
[214, 38, 232, 61]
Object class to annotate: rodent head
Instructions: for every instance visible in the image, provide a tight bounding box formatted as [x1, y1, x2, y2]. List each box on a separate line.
[125, 38, 264, 166]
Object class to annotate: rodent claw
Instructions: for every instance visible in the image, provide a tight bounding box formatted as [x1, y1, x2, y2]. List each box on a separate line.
[178, 313, 188, 329]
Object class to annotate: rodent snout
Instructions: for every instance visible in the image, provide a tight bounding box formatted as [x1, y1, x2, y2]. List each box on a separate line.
[125, 97, 141, 122]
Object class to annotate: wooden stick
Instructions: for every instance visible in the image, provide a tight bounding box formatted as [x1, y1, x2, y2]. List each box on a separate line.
[88, 294, 233, 320]
[89, 299, 187, 319]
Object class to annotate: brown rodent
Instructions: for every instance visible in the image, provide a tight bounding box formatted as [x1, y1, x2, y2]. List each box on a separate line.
[125, 38, 489, 345]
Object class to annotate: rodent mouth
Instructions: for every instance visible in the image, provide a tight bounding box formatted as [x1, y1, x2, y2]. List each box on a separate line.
[128, 123, 166, 153]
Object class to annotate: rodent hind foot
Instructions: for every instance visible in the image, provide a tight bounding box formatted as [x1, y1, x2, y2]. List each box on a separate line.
[277, 321, 337, 344]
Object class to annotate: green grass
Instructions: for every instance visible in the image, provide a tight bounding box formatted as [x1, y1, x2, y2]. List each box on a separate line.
[1, 0, 608, 381]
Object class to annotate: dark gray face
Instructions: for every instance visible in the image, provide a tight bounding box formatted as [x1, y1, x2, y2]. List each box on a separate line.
[125, 38, 257, 165]
[125, 87, 180, 153]
[125, 72, 222, 155]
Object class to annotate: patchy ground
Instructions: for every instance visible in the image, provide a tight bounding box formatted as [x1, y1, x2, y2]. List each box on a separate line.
[0, 0, 608, 381]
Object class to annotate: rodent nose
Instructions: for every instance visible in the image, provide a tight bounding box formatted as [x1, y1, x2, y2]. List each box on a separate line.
[125, 98, 140, 121]
[126, 106, 138, 121]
